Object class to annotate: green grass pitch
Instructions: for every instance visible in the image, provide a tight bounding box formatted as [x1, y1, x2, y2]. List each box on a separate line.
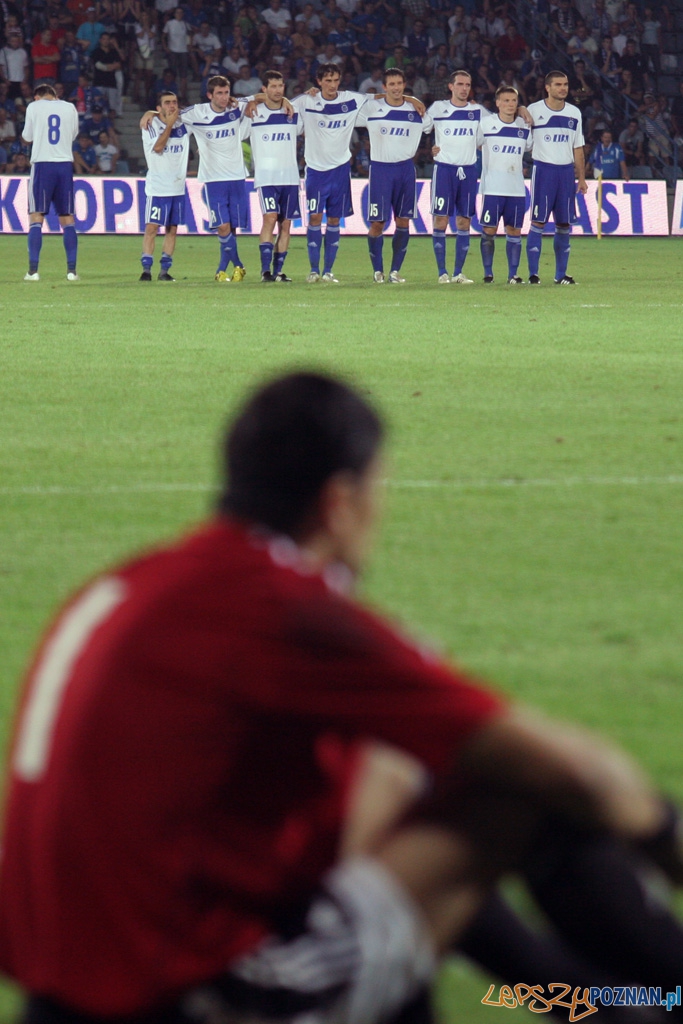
[1, 232, 683, 1021]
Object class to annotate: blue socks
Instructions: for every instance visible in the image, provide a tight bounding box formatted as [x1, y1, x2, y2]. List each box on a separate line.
[259, 241, 274, 274]
[454, 228, 470, 276]
[432, 228, 446, 276]
[273, 249, 287, 276]
[554, 225, 571, 280]
[506, 233, 522, 278]
[62, 224, 78, 273]
[480, 234, 495, 277]
[160, 251, 173, 273]
[390, 226, 409, 273]
[307, 224, 322, 273]
[218, 232, 240, 273]
[28, 222, 42, 273]
[141, 253, 153, 271]
[368, 234, 383, 273]
[323, 224, 340, 274]
[526, 223, 543, 276]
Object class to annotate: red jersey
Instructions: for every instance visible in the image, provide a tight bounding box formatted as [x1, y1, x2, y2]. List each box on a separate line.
[0, 519, 503, 1015]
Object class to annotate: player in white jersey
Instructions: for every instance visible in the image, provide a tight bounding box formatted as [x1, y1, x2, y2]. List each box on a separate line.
[478, 85, 532, 285]
[21, 84, 79, 282]
[245, 70, 303, 283]
[140, 90, 191, 282]
[428, 70, 489, 284]
[292, 63, 369, 284]
[526, 71, 586, 285]
[355, 68, 433, 284]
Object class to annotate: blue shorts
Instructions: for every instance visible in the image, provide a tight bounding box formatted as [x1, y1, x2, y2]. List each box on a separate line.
[480, 194, 526, 230]
[530, 161, 576, 225]
[431, 162, 478, 219]
[29, 161, 74, 217]
[306, 164, 353, 219]
[258, 183, 301, 220]
[202, 179, 248, 230]
[145, 194, 185, 227]
[368, 159, 416, 223]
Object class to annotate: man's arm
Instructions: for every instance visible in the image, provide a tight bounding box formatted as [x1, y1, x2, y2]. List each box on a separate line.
[574, 143, 587, 192]
[620, 157, 630, 181]
[152, 114, 175, 153]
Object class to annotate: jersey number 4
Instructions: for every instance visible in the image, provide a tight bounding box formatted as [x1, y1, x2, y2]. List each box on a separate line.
[13, 577, 126, 781]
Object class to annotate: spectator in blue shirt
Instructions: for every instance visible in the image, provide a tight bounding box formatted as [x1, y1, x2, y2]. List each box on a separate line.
[73, 132, 98, 173]
[76, 8, 106, 56]
[60, 29, 85, 89]
[589, 129, 630, 180]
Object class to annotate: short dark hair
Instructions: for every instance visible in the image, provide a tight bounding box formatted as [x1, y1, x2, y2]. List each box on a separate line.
[219, 373, 384, 537]
[383, 67, 405, 84]
[495, 84, 518, 99]
[158, 89, 178, 103]
[207, 74, 229, 94]
[545, 70, 568, 86]
[34, 84, 57, 99]
[449, 69, 472, 84]
[263, 68, 283, 85]
[316, 62, 341, 82]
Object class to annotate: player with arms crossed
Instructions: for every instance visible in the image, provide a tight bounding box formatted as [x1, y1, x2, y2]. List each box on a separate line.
[22, 84, 79, 282]
[139, 90, 191, 282]
[245, 70, 303, 283]
[2, 371, 683, 1024]
[478, 85, 532, 285]
[526, 70, 587, 285]
[292, 62, 369, 284]
[356, 68, 433, 284]
[428, 70, 489, 285]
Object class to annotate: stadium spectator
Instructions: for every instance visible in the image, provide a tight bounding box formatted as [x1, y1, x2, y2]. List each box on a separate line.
[404, 62, 428, 101]
[150, 66, 178, 107]
[81, 104, 116, 144]
[353, 20, 385, 67]
[551, 0, 581, 46]
[69, 73, 108, 117]
[566, 22, 599, 64]
[588, 127, 629, 178]
[639, 90, 673, 170]
[295, 3, 323, 37]
[133, 10, 157, 106]
[0, 106, 15, 143]
[232, 62, 262, 96]
[496, 21, 528, 68]
[221, 44, 248, 77]
[2, 13, 23, 47]
[286, 64, 314, 98]
[358, 62, 383, 93]
[599, 34, 622, 89]
[115, 0, 142, 76]
[260, 0, 291, 32]
[584, 94, 614, 142]
[619, 2, 642, 40]
[162, 7, 189, 103]
[384, 42, 408, 71]
[402, 17, 432, 61]
[31, 28, 61, 85]
[59, 29, 85, 92]
[91, 32, 122, 115]
[587, 0, 611, 44]
[669, 80, 683, 138]
[94, 126, 118, 172]
[76, 7, 105, 56]
[477, 6, 506, 43]
[619, 116, 645, 164]
[619, 37, 649, 91]
[72, 130, 97, 172]
[0, 35, 29, 99]
[0, 141, 7, 171]
[569, 58, 599, 110]
[640, 5, 661, 80]
[609, 18, 628, 56]
[5, 147, 28, 171]
[426, 59, 449, 103]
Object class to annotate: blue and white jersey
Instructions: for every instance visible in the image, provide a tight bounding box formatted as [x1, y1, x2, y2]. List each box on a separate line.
[142, 116, 191, 197]
[428, 99, 488, 167]
[292, 89, 367, 171]
[356, 99, 432, 162]
[23, 98, 79, 163]
[245, 102, 303, 188]
[180, 101, 250, 182]
[479, 114, 532, 197]
[527, 100, 584, 165]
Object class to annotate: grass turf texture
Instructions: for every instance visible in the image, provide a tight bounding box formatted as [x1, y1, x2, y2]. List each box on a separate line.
[1, 233, 682, 1022]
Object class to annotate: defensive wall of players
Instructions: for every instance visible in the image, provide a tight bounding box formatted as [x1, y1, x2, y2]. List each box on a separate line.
[1, 173, 678, 234]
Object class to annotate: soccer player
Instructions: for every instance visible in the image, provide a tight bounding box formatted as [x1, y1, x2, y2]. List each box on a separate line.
[526, 70, 587, 285]
[428, 69, 489, 285]
[292, 62, 369, 284]
[141, 75, 250, 283]
[245, 70, 303, 283]
[139, 89, 190, 282]
[356, 69, 433, 284]
[478, 85, 532, 285]
[1, 370, 682, 1024]
[21, 84, 79, 282]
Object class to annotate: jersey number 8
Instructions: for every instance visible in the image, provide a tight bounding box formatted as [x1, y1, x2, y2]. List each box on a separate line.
[48, 114, 61, 145]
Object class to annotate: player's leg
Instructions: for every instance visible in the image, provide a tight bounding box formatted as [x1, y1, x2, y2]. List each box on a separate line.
[225, 180, 247, 280]
[452, 166, 477, 283]
[59, 217, 78, 280]
[49, 163, 79, 280]
[140, 220, 158, 280]
[387, 162, 414, 283]
[430, 164, 451, 282]
[158, 195, 184, 281]
[273, 186, 298, 281]
[258, 187, 278, 281]
[479, 196, 500, 283]
[322, 217, 341, 281]
[552, 167, 577, 284]
[502, 198, 525, 284]
[26, 213, 44, 280]
[321, 165, 352, 282]
[305, 168, 323, 280]
[527, 164, 551, 283]
[367, 164, 389, 282]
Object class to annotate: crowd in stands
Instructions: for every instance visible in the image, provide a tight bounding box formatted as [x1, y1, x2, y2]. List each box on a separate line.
[0, 0, 680, 180]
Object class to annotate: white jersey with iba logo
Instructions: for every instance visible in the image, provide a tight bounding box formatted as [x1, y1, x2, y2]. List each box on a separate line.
[23, 98, 79, 163]
[245, 103, 303, 188]
[479, 114, 532, 197]
[142, 116, 191, 197]
[180, 101, 250, 183]
[355, 99, 432, 162]
[527, 100, 584, 165]
[292, 90, 367, 172]
[428, 99, 488, 167]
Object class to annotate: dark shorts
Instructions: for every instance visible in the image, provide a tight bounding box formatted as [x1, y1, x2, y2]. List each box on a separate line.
[431, 162, 478, 219]
[480, 194, 526, 230]
[367, 158, 416, 223]
[29, 161, 74, 217]
[258, 183, 301, 220]
[530, 160, 576, 225]
[144, 193, 185, 227]
[202, 179, 248, 230]
[305, 164, 353, 219]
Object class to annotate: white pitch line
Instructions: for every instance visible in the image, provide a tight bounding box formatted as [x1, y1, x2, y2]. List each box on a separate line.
[3, 475, 683, 497]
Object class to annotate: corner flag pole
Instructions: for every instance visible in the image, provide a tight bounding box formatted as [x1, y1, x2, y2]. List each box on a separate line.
[596, 170, 603, 240]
